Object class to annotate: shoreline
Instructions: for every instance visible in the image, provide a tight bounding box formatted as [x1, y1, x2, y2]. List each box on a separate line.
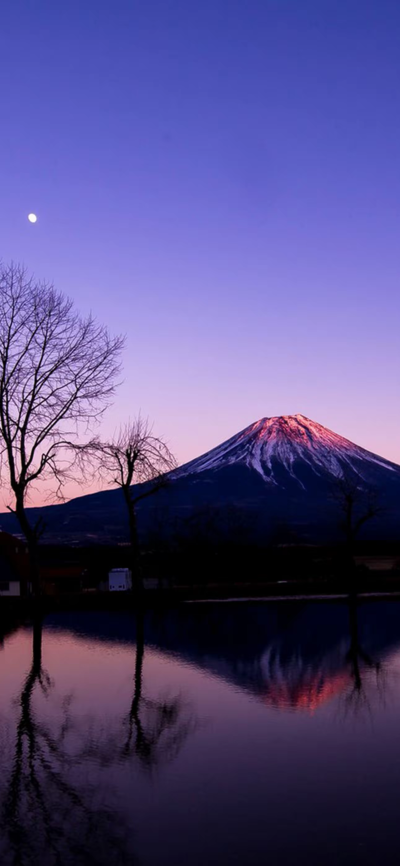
[2, 584, 400, 620]
[184, 591, 400, 603]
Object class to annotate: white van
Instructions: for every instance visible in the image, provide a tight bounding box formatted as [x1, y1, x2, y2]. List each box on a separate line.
[108, 568, 132, 592]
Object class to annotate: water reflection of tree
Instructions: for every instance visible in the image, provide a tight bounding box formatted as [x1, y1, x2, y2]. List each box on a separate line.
[1, 616, 135, 866]
[123, 611, 196, 771]
[74, 613, 197, 773]
[343, 600, 385, 717]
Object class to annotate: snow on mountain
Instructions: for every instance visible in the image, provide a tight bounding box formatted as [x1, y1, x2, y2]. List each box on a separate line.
[175, 414, 400, 489]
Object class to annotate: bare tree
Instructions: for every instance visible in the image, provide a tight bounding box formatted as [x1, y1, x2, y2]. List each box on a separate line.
[0, 263, 124, 593]
[330, 473, 382, 580]
[95, 417, 177, 592]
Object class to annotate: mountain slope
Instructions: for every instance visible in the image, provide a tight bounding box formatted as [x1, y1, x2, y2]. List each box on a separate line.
[1, 414, 400, 543]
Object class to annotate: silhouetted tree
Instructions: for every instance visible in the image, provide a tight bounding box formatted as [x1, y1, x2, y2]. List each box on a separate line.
[94, 418, 177, 592]
[330, 473, 382, 586]
[0, 263, 124, 594]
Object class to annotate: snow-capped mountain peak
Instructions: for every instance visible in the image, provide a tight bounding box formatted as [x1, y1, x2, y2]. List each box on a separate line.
[175, 414, 399, 488]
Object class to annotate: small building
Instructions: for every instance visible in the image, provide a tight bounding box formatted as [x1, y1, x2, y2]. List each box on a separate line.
[108, 568, 132, 592]
[0, 532, 29, 596]
[0, 539, 22, 596]
[0, 572, 21, 597]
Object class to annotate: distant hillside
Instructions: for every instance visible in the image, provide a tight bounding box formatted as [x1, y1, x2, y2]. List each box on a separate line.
[1, 415, 400, 544]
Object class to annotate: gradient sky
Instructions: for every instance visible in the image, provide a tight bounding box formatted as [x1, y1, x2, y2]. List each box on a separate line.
[1, 0, 400, 506]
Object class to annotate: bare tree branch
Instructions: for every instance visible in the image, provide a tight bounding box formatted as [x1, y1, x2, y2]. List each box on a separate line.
[329, 471, 383, 587]
[0, 262, 124, 592]
[91, 417, 177, 592]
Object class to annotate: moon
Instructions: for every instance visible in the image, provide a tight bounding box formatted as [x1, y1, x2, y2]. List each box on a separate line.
[28, 213, 37, 223]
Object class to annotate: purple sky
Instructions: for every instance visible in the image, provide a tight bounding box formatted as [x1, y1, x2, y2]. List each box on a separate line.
[1, 0, 400, 504]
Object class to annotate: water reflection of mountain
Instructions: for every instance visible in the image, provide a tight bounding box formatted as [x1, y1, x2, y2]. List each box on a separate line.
[45, 601, 400, 711]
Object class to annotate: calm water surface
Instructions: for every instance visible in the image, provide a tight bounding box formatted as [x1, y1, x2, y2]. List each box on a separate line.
[1, 600, 400, 865]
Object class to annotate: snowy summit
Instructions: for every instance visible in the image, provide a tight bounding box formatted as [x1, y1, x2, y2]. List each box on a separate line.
[175, 414, 399, 489]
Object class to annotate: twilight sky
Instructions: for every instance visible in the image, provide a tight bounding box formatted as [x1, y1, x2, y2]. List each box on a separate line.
[1, 0, 400, 504]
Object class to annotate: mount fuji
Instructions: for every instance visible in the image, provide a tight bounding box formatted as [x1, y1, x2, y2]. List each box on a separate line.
[1, 414, 400, 542]
[163, 413, 400, 541]
[173, 414, 399, 490]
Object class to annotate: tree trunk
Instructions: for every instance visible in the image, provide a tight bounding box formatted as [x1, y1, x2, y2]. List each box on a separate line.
[342, 500, 356, 594]
[123, 487, 143, 594]
[32, 615, 43, 672]
[15, 497, 41, 597]
[344, 532, 357, 599]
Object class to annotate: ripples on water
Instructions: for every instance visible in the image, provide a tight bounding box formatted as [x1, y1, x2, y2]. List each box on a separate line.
[1, 600, 400, 865]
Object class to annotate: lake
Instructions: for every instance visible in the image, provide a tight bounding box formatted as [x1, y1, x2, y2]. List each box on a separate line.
[1, 599, 400, 865]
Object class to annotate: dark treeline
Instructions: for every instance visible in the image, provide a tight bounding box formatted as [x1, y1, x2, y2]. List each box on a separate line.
[33, 538, 400, 600]
[3, 495, 400, 601]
